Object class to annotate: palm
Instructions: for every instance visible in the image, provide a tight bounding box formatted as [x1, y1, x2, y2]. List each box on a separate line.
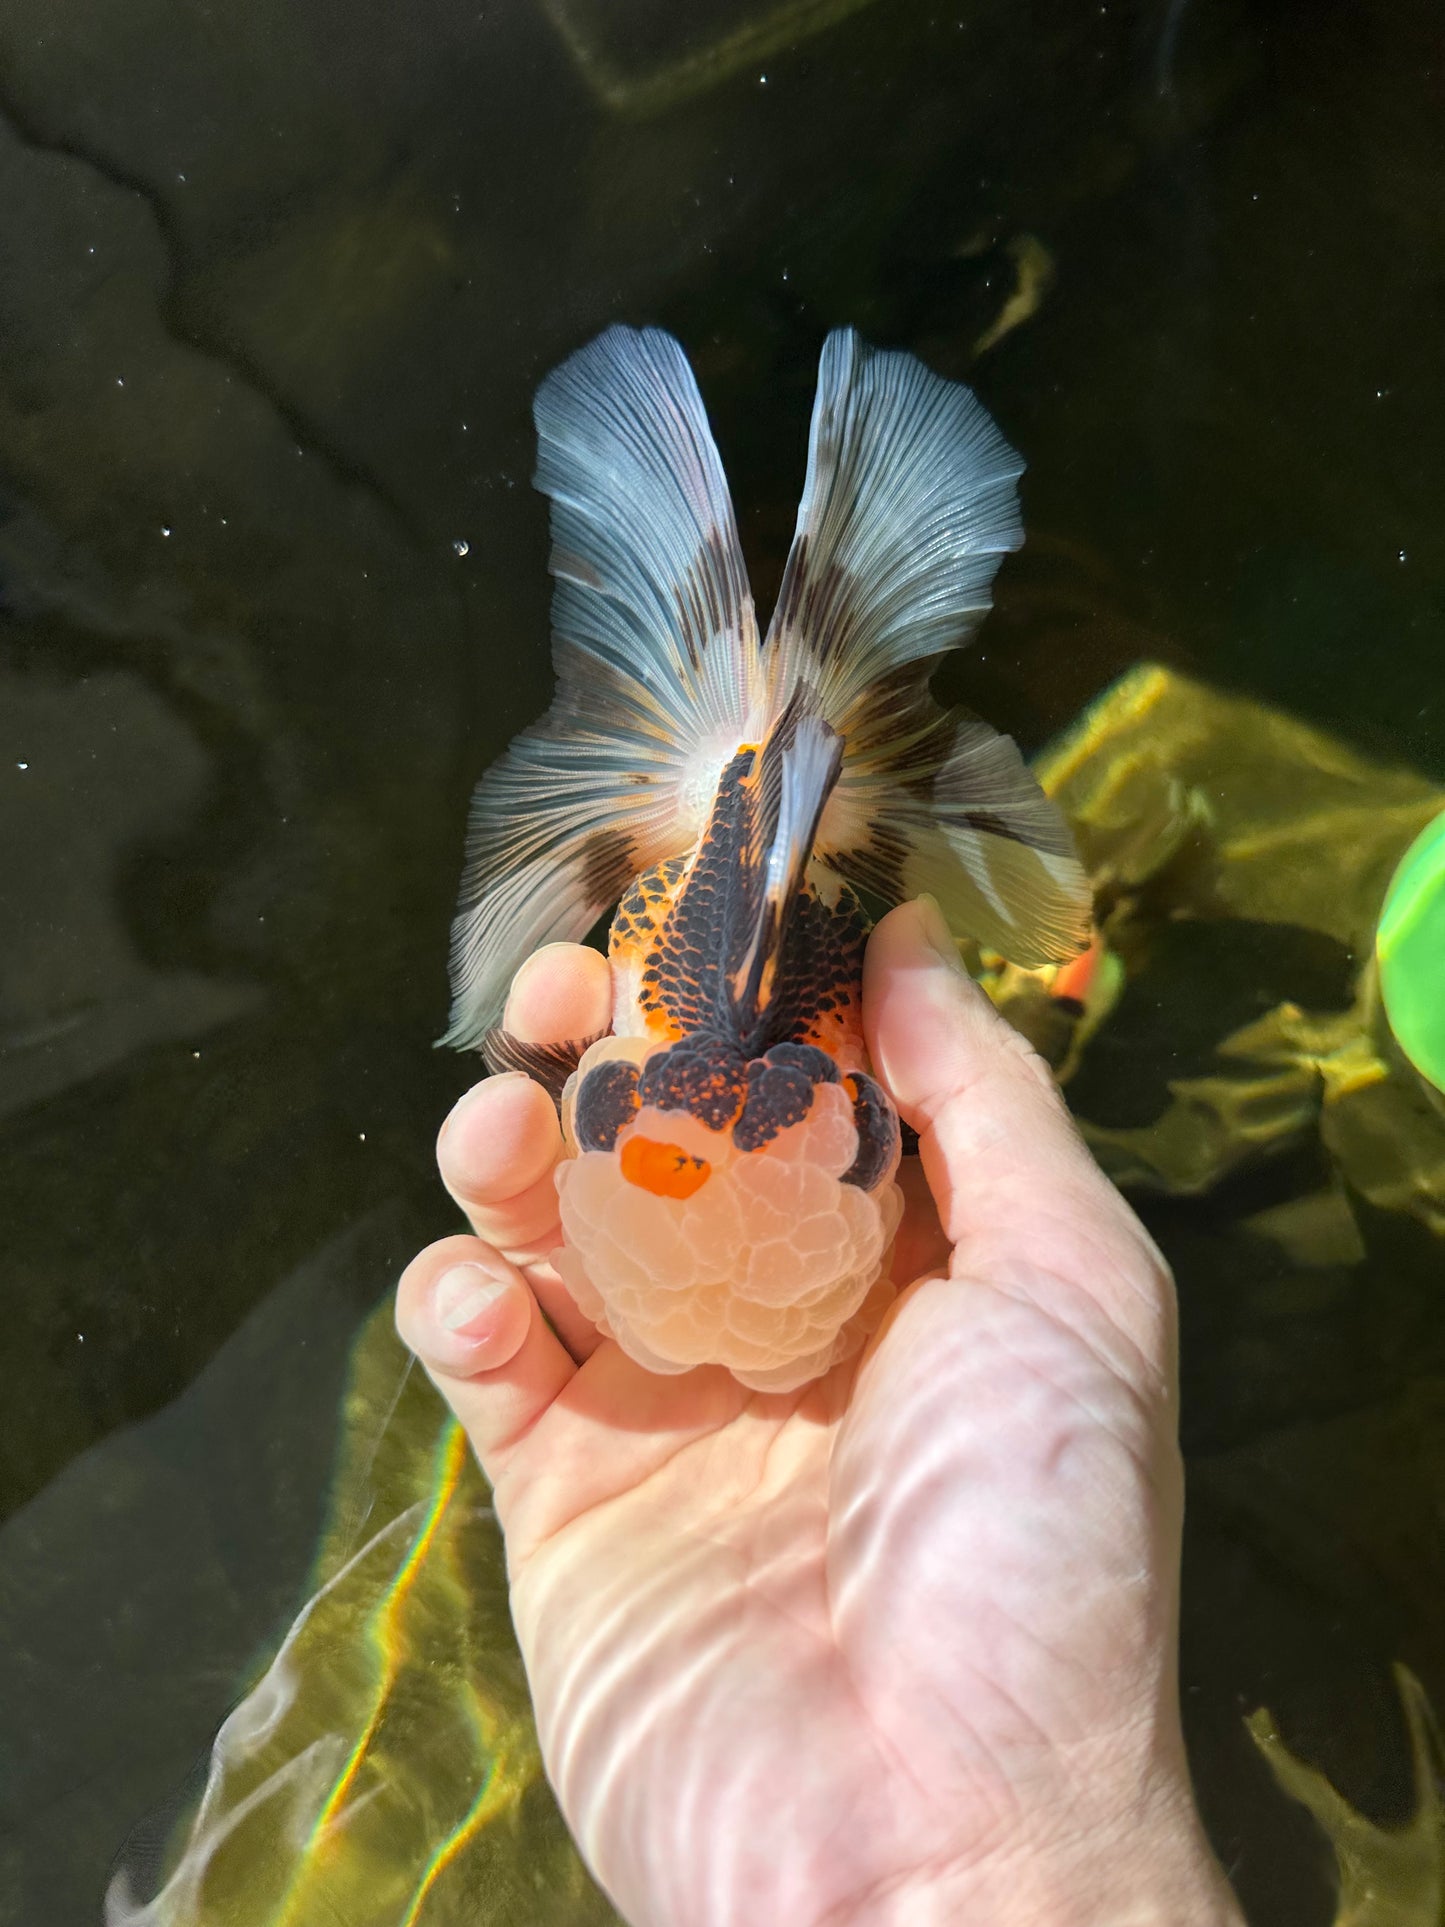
[398, 904, 1202, 1927]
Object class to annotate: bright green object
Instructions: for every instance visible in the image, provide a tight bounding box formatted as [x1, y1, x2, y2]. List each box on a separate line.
[1377, 809, 1445, 1094]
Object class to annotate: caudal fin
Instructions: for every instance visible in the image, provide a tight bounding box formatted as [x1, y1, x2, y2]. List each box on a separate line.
[443, 327, 768, 1047]
[446, 327, 1090, 1053]
[765, 330, 1091, 965]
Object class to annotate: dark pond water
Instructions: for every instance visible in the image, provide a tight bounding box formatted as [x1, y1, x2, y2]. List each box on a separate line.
[2, 0, 1443, 1920]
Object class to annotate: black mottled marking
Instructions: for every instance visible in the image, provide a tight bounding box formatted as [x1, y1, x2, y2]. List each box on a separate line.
[832, 825, 910, 906]
[892, 704, 964, 798]
[773, 531, 809, 635]
[637, 1033, 748, 1131]
[773, 533, 854, 665]
[762, 1040, 840, 1085]
[733, 1058, 815, 1152]
[575, 1060, 642, 1152]
[764, 884, 869, 1050]
[958, 808, 1034, 848]
[614, 856, 685, 934]
[483, 1026, 606, 1102]
[669, 525, 747, 673]
[899, 1121, 920, 1158]
[640, 748, 758, 1038]
[580, 825, 637, 909]
[841, 1071, 900, 1192]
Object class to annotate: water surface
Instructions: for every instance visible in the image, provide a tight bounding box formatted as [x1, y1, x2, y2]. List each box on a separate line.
[2, 0, 1443, 1919]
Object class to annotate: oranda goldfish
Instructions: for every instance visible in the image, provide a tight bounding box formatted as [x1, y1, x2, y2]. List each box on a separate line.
[444, 326, 1089, 1392]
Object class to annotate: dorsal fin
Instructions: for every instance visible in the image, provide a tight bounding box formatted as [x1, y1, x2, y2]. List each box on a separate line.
[727, 694, 843, 1040]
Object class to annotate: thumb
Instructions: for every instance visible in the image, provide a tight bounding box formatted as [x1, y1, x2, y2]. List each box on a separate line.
[863, 898, 1170, 1365]
[396, 1234, 577, 1484]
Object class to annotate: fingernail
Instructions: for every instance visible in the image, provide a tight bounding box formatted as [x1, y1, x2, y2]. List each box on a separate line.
[434, 1262, 512, 1334]
[915, 894, 966, 973]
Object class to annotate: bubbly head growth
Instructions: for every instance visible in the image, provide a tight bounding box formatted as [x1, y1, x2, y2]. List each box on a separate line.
[444, 324, 1091, 1392]
[556, 1044, 903, 1392]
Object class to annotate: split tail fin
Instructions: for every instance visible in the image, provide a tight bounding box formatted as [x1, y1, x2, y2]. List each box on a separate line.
[443, 326, 767, 1048]
[765, 329, 1091, 965]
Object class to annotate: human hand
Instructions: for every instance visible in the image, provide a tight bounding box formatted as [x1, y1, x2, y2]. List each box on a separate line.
[396, 900, 1242, 1927]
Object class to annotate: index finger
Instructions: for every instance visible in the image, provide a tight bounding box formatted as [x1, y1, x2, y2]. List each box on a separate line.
[862, 898, 1172, 1374]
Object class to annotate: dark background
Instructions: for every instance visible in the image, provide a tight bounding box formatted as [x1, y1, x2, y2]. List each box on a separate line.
[1, 0, 1443, 1919]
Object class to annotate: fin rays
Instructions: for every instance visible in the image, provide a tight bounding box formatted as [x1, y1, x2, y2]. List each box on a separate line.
[443, 327, 767, 1047]
[765, 329, 1089, 962]
[446, 325, 1090, 1049]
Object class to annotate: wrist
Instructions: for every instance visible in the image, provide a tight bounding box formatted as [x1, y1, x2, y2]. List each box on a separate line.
[830, 1770, 1242, 1927]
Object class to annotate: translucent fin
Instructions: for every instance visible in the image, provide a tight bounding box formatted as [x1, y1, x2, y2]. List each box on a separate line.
[824, 712, 1092, 964]
[765, 328, 1025, 718]
[444, 327, 767, 1047]
[766, 328, 1090, 964]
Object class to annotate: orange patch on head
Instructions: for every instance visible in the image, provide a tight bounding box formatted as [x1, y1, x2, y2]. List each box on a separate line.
[619, 1135, 712, 1199]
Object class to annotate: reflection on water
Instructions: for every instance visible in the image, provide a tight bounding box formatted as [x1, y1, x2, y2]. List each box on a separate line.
[100, 1302, 624, 1919]
[1, 0, 1442, 1920]
[106, 1306, 621, 1926]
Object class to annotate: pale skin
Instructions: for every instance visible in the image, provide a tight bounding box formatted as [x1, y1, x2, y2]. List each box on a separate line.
[395, 899, 1245, 1927]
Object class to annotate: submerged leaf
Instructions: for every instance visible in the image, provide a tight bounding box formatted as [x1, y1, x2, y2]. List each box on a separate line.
[1249, 1666, 1445, 1927]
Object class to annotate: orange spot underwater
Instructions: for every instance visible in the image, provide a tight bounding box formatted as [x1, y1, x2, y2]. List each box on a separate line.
[1050, 931, 1103, 1006]
[620, 1136, 713, 1199]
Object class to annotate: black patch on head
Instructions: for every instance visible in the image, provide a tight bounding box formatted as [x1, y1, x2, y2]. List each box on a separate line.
[734, 1057, 815, 1152]
[763, 1041, 840, 1085]
[637, 1033, 748, 1131]
[575, 1060, 641, 1152]
[841, 1071, 900, 1192]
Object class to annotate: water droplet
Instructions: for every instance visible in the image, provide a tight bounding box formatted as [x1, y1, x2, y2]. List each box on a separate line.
[452, 539, 470, 558]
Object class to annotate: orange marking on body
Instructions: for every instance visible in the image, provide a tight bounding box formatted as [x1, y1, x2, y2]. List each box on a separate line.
[620, 1136, 712, 1199]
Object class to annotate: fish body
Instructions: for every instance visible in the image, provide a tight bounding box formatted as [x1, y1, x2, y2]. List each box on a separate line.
[446, 326, 1090, 1390]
